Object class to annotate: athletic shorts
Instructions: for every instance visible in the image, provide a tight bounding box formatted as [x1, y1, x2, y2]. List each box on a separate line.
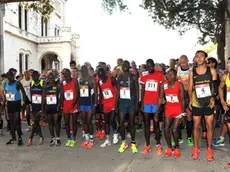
[192, 106, 214, 116]
[96, 104, 103, 114]
[224, 110, 230, 123]
[46, 108, 58, 115]
[119, 104, 135, 113]
[144, 104, 157, 114]
[80, 105, 93, 112]
[7, 100, 21, 113]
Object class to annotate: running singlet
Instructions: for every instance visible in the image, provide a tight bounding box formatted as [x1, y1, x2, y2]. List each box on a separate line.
[46, 84, 59, 114]
[140, 71, 164, 105]
[192, 67, 213, 108]
[79, 77, 95, 106]
[5, 81, 21, 102]
[31, 80, 43, 112]
[119, 74, 136, 106]
[177, 66, 191, 91]
[164, 81, 182, 117]
[21, 79, 32, 101]
[63, 79, 78, 113]
[99, 77, 117, 113]
[225, 73, 230, 105]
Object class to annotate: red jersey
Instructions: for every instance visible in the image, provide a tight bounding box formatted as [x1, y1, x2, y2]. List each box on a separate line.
[140, 71, 164, 105]
[63, 79, 78, 113]
[164, 81, 182, 118]
[99, 77, 117, 113]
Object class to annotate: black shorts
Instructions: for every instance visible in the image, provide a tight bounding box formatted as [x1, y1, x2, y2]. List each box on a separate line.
[224, 110, 230, 123]
[192, 106, 214, 116]
[7, 100, 21, 113]
[96, 104, 103, 114]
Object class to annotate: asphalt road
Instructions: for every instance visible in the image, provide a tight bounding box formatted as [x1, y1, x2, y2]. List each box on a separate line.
[0, 121, 229, 172]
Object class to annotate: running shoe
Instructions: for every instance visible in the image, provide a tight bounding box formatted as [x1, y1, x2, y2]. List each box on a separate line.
[212, 138, 225, 147]
[39, 137, 44, 145]
[80, 141, 89, 147]
[164, 148, 173, 157]
[192, 148, 200, 160]
[206, 148, 214, 162]
[100, 140, 111, 148]
[156, 145, 163, 155]
[41, 122, 46, 127]
[136, 126, 142, 132]
[6, 139, 16, 145]
[56, 139, 61, 146]
[50, 139, 56, 146]
[118, 142, 128, 153]
[17, 138, 23, 146]
[141, 145, 151, 155]
[65, 139, 72, 147]
[87, 141, 94, 149]
[131, 143, 138, 154]
[27, 138, 32, 146]
[100, 131, 105, 140]
[21, 116, 26, 121]
[187, 138, 193, 146]
[179, 139, 184, 144]
[95, 131, 101, 138]
[174, 148, 180, 158]
[113, 133, 119, 144]
[202, 132, 207, 139]
[69, 140, 76, 148]
[150, 126, 154, 132]
[26, 126, 32, 132]
[171, 141, 175, 146]
[227, 162, 230, 168]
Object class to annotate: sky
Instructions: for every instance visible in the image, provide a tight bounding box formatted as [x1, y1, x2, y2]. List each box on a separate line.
[65, 0, 203, 68]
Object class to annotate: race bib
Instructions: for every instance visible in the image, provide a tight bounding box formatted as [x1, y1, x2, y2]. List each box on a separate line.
[32, 94, 42, 104]
[195, 84, 211, 98]
[80, 86, 89, 97]
[46, 94, 57, 105]
[163, 84, 168, 90]
[102, 89, 113, 99]
[227, 88, 230, 104]
[64, 91, 74, 100]
[166, 94, 179, 103]
[6, 92, 15, 101]
[145, 80, 158, 92]
[120, 87, 131, 99]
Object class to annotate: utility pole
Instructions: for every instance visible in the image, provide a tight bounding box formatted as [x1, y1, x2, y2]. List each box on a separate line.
[0, 3, 5, 74]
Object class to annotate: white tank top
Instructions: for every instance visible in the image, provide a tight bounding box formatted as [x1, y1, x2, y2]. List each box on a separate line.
[21, 79, 32, 101]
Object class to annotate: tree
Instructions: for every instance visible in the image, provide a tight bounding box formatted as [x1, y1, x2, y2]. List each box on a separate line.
[202, 43, 217, 57]
[102, 0, 230, 69]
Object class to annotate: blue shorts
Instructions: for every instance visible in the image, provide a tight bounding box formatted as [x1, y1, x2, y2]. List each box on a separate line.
[80, 105, 93, 112]
[144, 104, 157, 114]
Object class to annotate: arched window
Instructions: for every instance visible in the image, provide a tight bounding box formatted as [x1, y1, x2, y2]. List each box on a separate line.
[19, 53, 23, 74]
[25, 54, 29, 70]
[18, 5, 22, 29]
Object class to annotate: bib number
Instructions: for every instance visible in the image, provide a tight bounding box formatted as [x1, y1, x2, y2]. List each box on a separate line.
[145, 80, 158, 92]
[46, 95, 57, 105]
[166, 95, 179, 103]
[195, 84, 211, 98]
[6, 92, 15, 101]
[120, 87, 131, 99]
[80, 86, 89, 97]
[32, 94, 42, 104]
[102, 89, 113, 99]
[64, 91, 74, 100]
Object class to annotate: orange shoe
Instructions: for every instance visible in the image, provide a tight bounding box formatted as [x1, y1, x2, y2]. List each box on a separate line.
[100, 131, 105, 140]
[192, 148, 200, 160]
[87, 141, 94, 149]
[81, 141, 89, 147]
[42, 122, 46, 127]
[202, 132, 207, 139]
[174, 148, 180, 158]
[95, 131, 101, 138]
[227, 162, 230, 168]
[21, 117, 26, 121]
[150, 126, 154, 132]
[141, 145, 151, 155]
[164, 148, 173, 157]
[156, 145, 163, 155]
[206, 148, 214, 162]
[27, 138, 32, 146]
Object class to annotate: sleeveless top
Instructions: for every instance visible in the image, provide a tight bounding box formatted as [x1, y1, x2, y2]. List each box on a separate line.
[31, 80, 43, 112]
[79, 77, 95, 106]
[225, 73, 230, 104]
[5, 81, 21, 102]
[192, 67, 213, 108]
[46, 83, 59, 113]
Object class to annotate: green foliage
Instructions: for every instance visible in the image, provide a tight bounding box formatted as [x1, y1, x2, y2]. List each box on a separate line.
[202, 43, 217, 57]
[101, 0, 128, 14]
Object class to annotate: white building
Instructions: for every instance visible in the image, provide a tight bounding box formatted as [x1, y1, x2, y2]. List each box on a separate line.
[1, 0, 79, 74]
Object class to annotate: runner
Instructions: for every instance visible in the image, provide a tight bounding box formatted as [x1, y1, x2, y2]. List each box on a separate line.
[97, 67, 118, 147]
[161, 69, 184, 158]
[27, 71, 44, 146]
[177, 55, 193, 146]
[5, 69, 26, 146]
[21, 71, 32, 132]
[44, 72, 62, 146]
[140, 59, 164, 155]
[188, 50, 217, 161]
[61, 68, 79, 148]
[117, 60, 139, 153]
[70, 60, 77, 69]
[79, 65, 97, 149]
